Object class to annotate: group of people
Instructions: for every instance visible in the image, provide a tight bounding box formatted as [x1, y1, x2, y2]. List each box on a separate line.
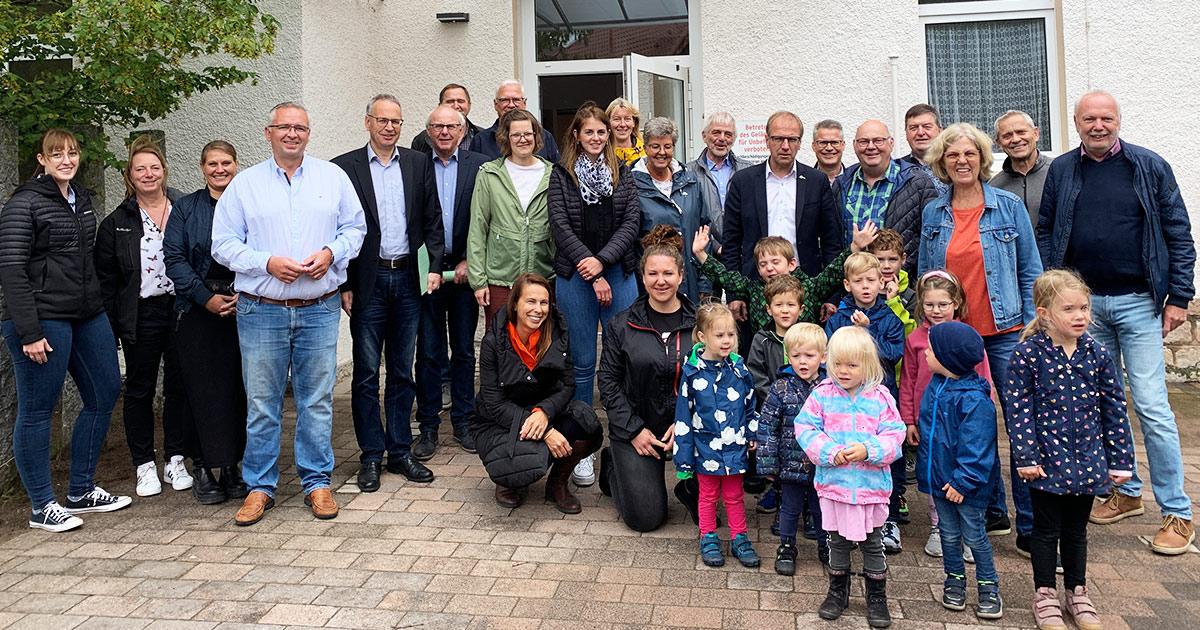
[0, 77, 1193, 630]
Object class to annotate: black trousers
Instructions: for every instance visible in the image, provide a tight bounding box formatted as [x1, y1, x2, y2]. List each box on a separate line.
[121, 294, 188, 466]
[1029, 487, 1093, 589]
[174, 305, 246, 467]
[608, 439, 669, 532]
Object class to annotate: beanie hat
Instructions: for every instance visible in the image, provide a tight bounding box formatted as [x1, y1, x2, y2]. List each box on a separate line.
[929, 321, 985, 377]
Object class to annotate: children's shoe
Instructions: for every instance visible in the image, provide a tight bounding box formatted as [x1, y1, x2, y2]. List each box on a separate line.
[163, 455, 194, 491]
[817, 535, 830, 567]
[818, 572, 850, 620]
[941, 574, 967, 611]
[975, 582, 1003, 619]
[699, 532, 724, 567]
[802, 509, 818, 540]
[904, 447, 916, 483]
[731, 533, 760, 568]
[924, 527, 943, 557]
[64, 486, 132, 514]
[1065, 585, 1102, 630]
[964, 543, 975, 564]
[136, 461, 161, 497]
[895, 495, 911, 524]
[1015, 534, 1064, 573]
[1033, 587, 1067, 630]
[986, 512, 1012, 536]
[881, 520, 902, 554]
[770, 511, 780, 537]
[864, 575, 892, 628]
[774, 539, 797, 576]
[756, 487, 780, 513]
[29, 501, 82, 533]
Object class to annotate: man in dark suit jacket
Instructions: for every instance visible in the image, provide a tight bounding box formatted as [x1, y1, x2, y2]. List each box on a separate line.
[413, 105, 488, 461]
[332, 94, 444, 492]
[721, 111, 843, 322]
[468, 79, 559, 162]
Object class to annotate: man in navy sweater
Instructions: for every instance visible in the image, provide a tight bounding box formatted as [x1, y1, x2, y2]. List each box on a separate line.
[1037, 90, 1196, 556]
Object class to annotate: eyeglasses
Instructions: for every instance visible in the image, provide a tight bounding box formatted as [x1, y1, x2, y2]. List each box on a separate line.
[854, 137, 890, 147]
[428, 123, 463, 132]
[267, 124, 310, 134]
[922, 301, 955, 311]
[367, 114, 404, 128]
[495, 97, 527, 105]
[814, 140, 844, 148]
[768, 135, 801, 145]
[508, 132, 536, 140]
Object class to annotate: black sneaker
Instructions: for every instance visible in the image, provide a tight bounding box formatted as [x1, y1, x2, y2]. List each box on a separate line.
[29, 501, 83, 532]
[1016, 534, 1063, 573]
[63, 486, 132, 514]
[986, 513, 1012, 536]
[412, 433, 438, 462]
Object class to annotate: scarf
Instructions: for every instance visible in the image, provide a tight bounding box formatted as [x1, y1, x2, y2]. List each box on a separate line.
[573, 155, 613, 205]
[507, 322, 542, 372]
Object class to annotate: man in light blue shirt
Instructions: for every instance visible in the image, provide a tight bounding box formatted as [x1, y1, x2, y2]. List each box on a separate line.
[212, 101, 365, 526]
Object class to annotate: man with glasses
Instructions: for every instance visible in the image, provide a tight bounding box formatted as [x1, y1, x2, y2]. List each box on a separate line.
[413, 105, 489, 461]
[331, 94, 446, 492]
[410, 83, 482, 155]
[468, 79, 560, 161]
[212, 102, 366, 525]
[833, 119, 937, 276]
[812, 119, 847, 185]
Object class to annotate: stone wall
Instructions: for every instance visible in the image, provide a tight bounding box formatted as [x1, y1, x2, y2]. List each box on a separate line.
[0, 123, 16, 483]
[1165, 301, 1200, 382]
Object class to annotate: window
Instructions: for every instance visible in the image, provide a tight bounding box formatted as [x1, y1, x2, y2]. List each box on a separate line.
[534, 0, 688, 62]
[920, 0, 1059, 151]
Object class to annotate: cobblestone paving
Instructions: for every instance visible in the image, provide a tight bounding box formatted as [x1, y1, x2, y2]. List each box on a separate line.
[0, 383, 1197, 629]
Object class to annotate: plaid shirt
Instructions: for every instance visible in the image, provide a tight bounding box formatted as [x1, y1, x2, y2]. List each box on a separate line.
[698, 248, 850, 332]
[843, 160, 900, 230]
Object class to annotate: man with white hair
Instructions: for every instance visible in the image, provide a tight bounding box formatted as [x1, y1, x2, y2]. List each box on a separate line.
[989, 110, 1051, 226]
[468, 79, 559, 161]
[687, 111, 752, 246]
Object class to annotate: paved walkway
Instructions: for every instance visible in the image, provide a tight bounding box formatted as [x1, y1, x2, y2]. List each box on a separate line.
[0, 382, 1198, 629]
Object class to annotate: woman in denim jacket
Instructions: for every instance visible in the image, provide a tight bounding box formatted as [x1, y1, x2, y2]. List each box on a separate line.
[917, 123, 1043, 546]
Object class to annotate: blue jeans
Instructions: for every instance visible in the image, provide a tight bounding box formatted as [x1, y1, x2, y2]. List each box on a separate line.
[350, 267, 421, 462]
[415, 280, 478, 435]
[555, 269, 637, 405]
[935, 497, 998, 584]
[984, 330, 1034, 536]
[237, 293, 340, 496]
[1090, 292, 1191, 518]
[2, 314, 121, 508]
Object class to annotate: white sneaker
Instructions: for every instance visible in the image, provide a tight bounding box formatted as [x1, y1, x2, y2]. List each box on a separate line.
[964, 543, 975, 564]
[925, 528, 943, 557]
[571, 455, 596, 487]
[136, 461, 162, 496]
[162, 456, 193, 491]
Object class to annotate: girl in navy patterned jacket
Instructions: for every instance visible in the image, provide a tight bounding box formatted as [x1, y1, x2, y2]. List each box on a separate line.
[1002, 270, 1134, 630]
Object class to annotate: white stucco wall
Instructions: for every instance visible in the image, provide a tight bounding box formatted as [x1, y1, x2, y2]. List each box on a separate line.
[699, 0, 927, 166]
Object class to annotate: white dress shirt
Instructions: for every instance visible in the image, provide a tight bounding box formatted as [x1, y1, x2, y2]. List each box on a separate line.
[765, 161, 799, 257]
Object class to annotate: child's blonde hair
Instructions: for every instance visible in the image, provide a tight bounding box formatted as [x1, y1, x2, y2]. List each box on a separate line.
[764, 274, 805, 305]
[753, 236, 797, 262]
[695, 302, 737, 338]
[825, 326, 884, 391]
[1020, 269, 1092, 341]
[784, 323, 827, 355]
[843, 251, 881, 279]
[914, 269, 968, 322]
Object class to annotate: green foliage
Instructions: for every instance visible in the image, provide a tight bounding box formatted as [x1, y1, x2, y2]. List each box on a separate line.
[0, 0, 278, 170]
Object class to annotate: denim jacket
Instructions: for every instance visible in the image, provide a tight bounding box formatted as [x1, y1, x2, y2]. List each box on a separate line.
[917, 183, 1042, 331]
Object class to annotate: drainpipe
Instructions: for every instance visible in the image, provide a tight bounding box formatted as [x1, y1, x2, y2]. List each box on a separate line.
[888, 53, 901, 156]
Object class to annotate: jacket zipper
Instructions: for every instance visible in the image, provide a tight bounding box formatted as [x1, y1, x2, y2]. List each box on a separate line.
[927, 379, 947, 495]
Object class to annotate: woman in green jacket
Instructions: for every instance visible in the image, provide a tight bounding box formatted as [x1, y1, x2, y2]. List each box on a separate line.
[468, 109, 556, 327]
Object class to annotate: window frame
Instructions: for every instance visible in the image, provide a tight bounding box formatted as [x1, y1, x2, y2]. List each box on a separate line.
[918, 0, 1064, 154]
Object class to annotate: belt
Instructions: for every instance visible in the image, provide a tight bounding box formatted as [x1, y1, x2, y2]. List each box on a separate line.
[240, 290, 338, 308]
[378, 256, 410, 269]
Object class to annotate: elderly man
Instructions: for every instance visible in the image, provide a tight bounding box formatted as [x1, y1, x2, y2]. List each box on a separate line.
[413, 105, 489, 460]
[811, 119, 847, 185]
[332, 95, 446, 492]
[1038, 90, 1196, 555]
[687, 111, 751, 246]
[832, 119, 937, 275]
[468, 79, 559, 161]
[989, 110, 1051, 226]
[901, 103, 948, 196]
[410, 83, 482, 155]
[212, 102, 366, 525]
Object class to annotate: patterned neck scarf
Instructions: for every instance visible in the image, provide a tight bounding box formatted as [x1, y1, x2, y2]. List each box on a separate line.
[574, 154, 613, 205]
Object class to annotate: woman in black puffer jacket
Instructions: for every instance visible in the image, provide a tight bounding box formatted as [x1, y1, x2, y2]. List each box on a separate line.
[0, 129, 129, 532]
[471, 273, 602, 514]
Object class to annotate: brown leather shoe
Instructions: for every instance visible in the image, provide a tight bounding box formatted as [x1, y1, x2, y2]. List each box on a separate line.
[304, 488, 338, 520]
[1088, 492, 1143, 524]
[234, 490, 274, 526]
[494, 485, 525, 508]
[1150, 515, 1195, 555]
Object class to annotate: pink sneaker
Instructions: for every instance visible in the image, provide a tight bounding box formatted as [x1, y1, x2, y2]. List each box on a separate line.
[1066, 585, 1102, 630]
[1033, 587, 1066, 630]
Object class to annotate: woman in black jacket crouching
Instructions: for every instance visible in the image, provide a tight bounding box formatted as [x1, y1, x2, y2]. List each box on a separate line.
[597, 225, 698, 532]
[471, 273, 602, 513]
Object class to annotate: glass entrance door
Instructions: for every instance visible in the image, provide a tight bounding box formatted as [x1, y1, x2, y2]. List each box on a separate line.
[624, 53, 691, 160]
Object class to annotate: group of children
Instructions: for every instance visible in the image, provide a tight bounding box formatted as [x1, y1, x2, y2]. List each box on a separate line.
[670, 225, 1135, 630]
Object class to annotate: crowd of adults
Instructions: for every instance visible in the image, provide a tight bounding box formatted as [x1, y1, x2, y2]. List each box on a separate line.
[0, 80, 1193, 557]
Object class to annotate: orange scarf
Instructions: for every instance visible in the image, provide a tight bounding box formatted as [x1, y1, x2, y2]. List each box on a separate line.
[507, 322, 541, 372]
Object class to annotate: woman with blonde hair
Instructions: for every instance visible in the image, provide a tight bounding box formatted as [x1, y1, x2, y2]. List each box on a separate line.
[606, 97, 644, 164]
